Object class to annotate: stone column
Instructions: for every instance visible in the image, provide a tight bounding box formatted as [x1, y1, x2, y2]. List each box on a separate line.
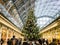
[6, 28, 8, 41]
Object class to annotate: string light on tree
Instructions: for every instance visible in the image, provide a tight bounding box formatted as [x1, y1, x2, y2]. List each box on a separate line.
[22, 10, 40, 41]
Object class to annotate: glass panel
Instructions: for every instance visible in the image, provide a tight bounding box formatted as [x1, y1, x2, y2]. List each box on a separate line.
[35, 0, 60, 29]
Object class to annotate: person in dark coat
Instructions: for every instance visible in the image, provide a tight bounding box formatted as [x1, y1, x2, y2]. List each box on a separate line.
[23, 41, 29, 45]
[18, 38, 22, 45]
[38, 39, 42, 45]
[11, 35, 18, 45]
[7, 39, 11, 45]
[49, 39, 57, 45]
[1, 38, 4, 45]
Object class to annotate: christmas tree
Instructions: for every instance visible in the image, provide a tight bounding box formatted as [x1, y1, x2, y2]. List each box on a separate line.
[22, 10, 40, 41]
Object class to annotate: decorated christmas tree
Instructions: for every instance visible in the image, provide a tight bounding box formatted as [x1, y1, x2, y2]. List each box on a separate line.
[22, 10, 40, 41]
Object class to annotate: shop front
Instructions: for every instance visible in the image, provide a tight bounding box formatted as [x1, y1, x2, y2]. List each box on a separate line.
[40, 19, 60, 43]
[0, 14, 24, 43]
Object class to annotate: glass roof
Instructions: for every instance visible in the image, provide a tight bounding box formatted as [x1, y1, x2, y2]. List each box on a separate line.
[34, 0, 60, 29]
[0, 4, 23, 29]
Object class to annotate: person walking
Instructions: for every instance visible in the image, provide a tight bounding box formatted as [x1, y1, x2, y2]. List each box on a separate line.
[7, 39, 11, 45]
[17, 38, 22, 45]
[11, 35, 18, 45]
[1, 38, 4, 45]
[49, 39, 57, 45]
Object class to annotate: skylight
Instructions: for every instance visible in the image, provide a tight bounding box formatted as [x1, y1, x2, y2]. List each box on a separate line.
[35, 0, 60, 29]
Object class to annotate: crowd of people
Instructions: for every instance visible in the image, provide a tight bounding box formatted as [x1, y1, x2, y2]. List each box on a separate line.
[0, 36, 22, 45]
[0, 36, 60, 45]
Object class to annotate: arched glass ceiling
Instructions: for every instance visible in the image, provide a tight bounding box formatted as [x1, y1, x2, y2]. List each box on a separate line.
[34, 0, 60, 29]
[37, 17, 54, 28]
